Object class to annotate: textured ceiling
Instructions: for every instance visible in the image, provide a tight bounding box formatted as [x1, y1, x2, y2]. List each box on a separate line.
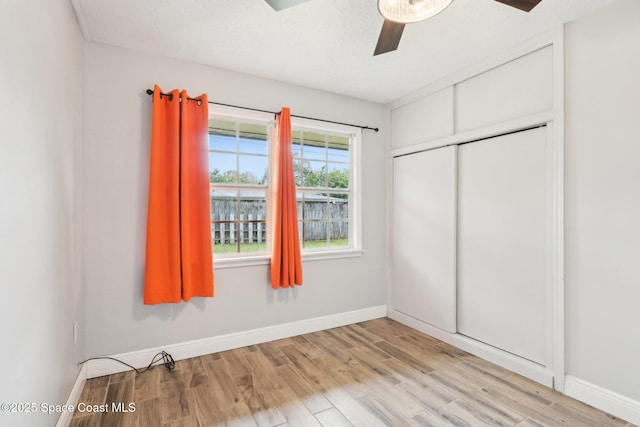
[73, 0, 614, 104]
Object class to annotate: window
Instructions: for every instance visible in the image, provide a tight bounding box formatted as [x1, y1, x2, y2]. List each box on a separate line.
[293, 128, 351, 249]
[209, 117, 269, 255]
[208, 106, 362, 266]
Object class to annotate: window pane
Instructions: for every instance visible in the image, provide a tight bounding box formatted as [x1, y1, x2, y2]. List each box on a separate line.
[293, 159, 303, 187]
[330, 221, 348, 247]
[297, 192, 303, 218]
[211, 190, 239, 254]
[327, 136, 350, 162]
[302, 193, 329, 221]
[238, 238, 266, 253]
[292, 131, 302, 159]
[209, 152, 237, 183]
[327, 162, 349, 189]
[303, 221, 328, 248]
[209, 119, 236, 151]
[300, 192, 331, 248]
[238, 138, 267, 155]
[239, 191, 267, 252]
[209, 133, 236, 152]
[210, 118, 236, 133]
[239, 191, 266, 218]
[238, 122, 267, 155]
[302, 160, 327, 188]
[239, 155, 268, 185]
[213, 225, 239, 254]
[211, 189, 238, 220]
[302, 132, 326, 161]
[329, 193, 349, 220]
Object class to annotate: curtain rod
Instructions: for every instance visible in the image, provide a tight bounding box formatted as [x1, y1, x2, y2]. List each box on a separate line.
[145, 89, 379, 132]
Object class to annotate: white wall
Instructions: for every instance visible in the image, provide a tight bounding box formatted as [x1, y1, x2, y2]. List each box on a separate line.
[83, 43, 388, 357]
[565, 0, 640, 402]
[0, 1, 84, 426]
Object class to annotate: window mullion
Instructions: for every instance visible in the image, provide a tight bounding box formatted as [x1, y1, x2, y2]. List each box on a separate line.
[323, 132, 329, 247]
[236, 191, 241, 253]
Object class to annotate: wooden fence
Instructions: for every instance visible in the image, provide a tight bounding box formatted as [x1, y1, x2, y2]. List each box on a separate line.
[211, 197, 348, 244]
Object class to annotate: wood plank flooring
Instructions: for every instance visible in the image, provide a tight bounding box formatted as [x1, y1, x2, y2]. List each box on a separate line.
[70, 318, 635, 427]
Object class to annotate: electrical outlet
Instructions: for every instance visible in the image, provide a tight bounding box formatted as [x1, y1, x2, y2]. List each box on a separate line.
[73, 321, 78, 345]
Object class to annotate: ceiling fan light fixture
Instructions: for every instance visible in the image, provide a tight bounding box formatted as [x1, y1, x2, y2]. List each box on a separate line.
[377, 0, 454, 24]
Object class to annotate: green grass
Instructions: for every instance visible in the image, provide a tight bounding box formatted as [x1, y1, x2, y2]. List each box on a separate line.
[213, 239, 348, 254]
[303, 238, 348, 249]
[213, 242, 267, 254]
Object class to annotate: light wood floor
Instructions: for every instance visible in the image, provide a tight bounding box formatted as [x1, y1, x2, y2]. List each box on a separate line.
[70, 318, 635, 427]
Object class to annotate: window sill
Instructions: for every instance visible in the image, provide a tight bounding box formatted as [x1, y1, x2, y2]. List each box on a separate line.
[213, 248, 365, 270]
[301, 248, 365, 262]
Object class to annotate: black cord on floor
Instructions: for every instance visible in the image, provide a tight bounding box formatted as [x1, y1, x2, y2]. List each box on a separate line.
[78, 351, 176, 374]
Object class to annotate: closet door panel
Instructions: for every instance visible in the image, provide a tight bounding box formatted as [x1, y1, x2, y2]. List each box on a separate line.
[392, 146, 456, 333]
[455, 46, 553, 133]
[457, 127, 549, 364]
[391, 87, 454, 149]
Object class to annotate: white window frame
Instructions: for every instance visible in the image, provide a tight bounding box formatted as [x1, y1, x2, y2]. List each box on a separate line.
[210, 105, 363, 269]
[290, 117, 363, 261]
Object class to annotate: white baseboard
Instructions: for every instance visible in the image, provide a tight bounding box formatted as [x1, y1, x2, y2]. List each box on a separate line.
[388, 309, 554, 388]
[565, 375, 640, 426]
[56, 363, 88, 427]
[86, 305, 387, 378]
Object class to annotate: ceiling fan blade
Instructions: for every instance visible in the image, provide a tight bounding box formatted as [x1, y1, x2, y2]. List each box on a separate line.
[494, 0, 543, 12]
[264, 0, 312, 11]
[374, 20, 405, 56]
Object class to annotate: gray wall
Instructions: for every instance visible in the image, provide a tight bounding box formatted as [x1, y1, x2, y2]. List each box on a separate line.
[0, 0, 85, 426]
[565, 0, 640, 401]
[83, 43, 388, 357]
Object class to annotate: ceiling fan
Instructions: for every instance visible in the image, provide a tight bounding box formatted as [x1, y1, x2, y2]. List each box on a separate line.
[264, 0, 543, 56]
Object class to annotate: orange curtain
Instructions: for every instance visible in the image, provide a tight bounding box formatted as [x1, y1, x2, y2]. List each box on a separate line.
[271, 107, 303, 288]
[144, 85, 214, 304]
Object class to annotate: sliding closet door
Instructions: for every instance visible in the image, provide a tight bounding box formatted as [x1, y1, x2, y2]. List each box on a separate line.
[457, 127, 549, 364]
[392, 146, 456, 333]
